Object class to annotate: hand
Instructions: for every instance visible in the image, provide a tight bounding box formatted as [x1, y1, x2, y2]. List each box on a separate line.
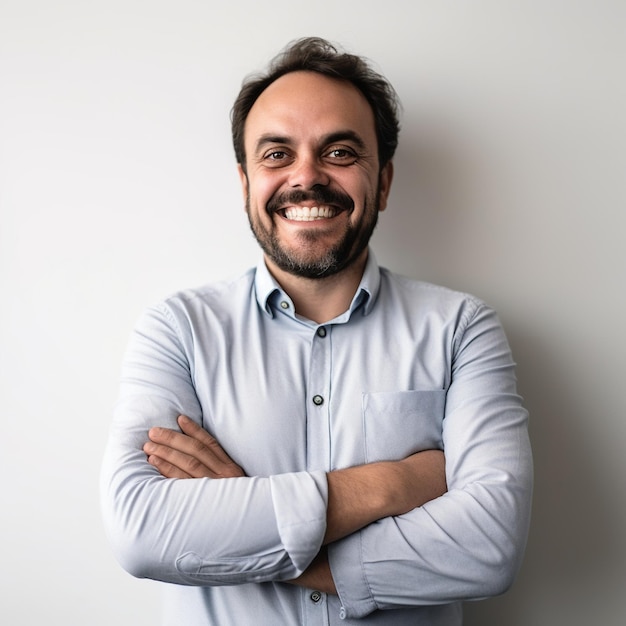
[143, 415, 246, 479]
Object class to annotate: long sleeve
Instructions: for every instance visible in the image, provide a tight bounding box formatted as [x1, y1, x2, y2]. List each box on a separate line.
[328, 303, 533, 618]
[100, 302, 328, 586]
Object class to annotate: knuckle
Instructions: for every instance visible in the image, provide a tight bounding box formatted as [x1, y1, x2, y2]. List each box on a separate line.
[187, 457, 205, 475]
[158, 428, 176, 444]
[207, 439, 223, 454]
[191, 438, 208, 456]
[201, 432, 217, 447]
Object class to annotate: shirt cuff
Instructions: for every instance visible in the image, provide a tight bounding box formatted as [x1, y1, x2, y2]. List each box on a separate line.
[269, 470, 328, 575]
[328, 529, 377, 619]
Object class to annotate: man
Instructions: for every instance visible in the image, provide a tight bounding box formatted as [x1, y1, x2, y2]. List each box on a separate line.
[101, 37, 533, 625]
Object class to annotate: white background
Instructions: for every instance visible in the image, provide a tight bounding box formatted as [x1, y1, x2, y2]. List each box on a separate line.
[1, 1, 625, 624]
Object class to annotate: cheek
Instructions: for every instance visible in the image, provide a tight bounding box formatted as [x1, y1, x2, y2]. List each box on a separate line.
[342, 173, 377, 205]
[248, 175, 283, 205]
[246, 179, 283, 226]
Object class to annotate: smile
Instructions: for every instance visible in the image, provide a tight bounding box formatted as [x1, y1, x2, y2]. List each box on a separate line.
[283, 206, 339, 221]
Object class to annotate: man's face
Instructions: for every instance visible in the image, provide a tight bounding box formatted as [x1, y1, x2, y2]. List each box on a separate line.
[238, 71, 393, 279]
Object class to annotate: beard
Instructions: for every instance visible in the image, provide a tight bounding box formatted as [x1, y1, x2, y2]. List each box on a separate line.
[246, 184, 382, 280]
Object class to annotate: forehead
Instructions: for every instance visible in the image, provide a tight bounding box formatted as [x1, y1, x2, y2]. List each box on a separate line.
[244, 71, 377, 150]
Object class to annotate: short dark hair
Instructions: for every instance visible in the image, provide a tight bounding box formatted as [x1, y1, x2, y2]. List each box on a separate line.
[231, 37, 400, 171]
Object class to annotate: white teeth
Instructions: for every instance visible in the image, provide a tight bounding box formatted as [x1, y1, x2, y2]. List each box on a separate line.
[284, 206, 337, 221]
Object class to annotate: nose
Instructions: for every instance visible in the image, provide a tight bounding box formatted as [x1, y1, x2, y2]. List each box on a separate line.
[287, 156, 330, 189]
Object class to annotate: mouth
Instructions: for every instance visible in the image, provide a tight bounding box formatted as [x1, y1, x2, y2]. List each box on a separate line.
[281, 205, 340, 221]
[267, 189, 354, 222]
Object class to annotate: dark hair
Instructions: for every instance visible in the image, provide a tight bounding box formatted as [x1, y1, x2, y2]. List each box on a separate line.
[231, 37, 400, 171]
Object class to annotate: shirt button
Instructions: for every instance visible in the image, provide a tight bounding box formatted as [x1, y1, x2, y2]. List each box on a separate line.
[316, 326, 327, 337]
[280, 301, 290, 310]
[310, 590, 322, 603]
[312, 395, 324, 406]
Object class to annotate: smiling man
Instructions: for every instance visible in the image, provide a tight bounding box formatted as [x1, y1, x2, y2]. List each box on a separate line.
[101, 37, 533, 625]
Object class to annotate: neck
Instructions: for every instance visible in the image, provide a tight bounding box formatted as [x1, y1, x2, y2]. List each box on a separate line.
[266, 250, 369, 324]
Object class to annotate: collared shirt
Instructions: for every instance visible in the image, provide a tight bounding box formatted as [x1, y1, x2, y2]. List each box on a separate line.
[101, 251, 533, 625]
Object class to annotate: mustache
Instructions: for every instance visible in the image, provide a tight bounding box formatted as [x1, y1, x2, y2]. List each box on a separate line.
[266, 187, 354, 213]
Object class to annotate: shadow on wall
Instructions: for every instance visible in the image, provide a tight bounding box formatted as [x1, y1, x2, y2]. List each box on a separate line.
[371, 118, 480, 284]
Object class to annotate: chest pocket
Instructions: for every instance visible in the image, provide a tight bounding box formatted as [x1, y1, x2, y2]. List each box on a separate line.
[362, 390, 446, 463]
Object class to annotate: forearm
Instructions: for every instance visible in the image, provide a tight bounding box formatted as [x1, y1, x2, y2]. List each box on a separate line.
[289, 449, 447, 593]
[329, 458, 532, 615]
[324, 449, 446, 544]
[102, 403, 329, 585]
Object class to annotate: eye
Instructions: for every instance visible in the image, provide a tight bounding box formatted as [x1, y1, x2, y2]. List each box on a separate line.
[324, 147, 358, 164]
[262, 150, 293, 168]
[267, 151, 287, 160]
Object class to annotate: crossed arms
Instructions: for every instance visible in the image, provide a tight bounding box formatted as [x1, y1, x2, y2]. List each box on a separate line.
[143, 414, 447, 594]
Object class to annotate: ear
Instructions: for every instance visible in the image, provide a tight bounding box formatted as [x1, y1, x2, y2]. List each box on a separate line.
[237, 163, 249, 209]
[377, 161, 394, 212]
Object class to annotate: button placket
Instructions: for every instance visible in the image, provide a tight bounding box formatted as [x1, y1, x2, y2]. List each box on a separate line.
[306, 316, 331, 476]
[311, 326, 328, 409]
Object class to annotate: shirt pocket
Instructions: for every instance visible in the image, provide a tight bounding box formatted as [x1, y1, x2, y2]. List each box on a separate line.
[362, 390, 446, 463]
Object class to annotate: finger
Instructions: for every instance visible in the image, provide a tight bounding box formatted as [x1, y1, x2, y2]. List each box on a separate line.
[146, 425, 220, 468]
[143, 440, 217, 478]
[146, 423, 245, 478]
[177, 415, 240, 467]
[173, 416, 246, 477]
[146, 454, 193, 479]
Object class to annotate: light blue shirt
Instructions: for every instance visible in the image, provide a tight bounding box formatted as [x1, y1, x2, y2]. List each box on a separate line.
[101, 251, 533, 625]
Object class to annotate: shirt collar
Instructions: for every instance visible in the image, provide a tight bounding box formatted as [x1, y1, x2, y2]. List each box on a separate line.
[254, 249, 382, 319]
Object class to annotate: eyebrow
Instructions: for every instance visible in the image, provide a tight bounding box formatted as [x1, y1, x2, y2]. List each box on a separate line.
[324, 131, 368, 152]
[253, 135, 290, 154]
[253, 130, 368, 155]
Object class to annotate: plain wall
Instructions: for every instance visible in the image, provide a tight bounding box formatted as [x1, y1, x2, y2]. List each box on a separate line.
[1, 1, 624, 624]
